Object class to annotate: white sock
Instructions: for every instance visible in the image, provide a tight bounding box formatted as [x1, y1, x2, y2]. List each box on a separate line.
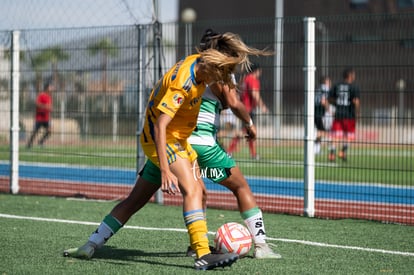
[88, 222, 114, 248]
[242, 207, 267, 245]
[314, 142, 321, 154]
[88, 215, 122, 248]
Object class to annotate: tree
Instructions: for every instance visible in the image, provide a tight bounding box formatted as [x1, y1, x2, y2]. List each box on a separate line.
[87, 38, 118, 93]
[30, 46, 69, 92]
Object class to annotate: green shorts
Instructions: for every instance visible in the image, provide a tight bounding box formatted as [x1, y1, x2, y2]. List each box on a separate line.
[139, 160, 162, 186]
[192, 143, 236, 183]
[139, 143, 235, 184]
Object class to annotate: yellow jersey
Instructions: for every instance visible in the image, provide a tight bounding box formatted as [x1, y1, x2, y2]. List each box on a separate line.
[141, 54, 206, 144]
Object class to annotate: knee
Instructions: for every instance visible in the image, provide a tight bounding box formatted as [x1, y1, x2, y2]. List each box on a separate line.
[230, 184, 249, 196]
[181, 184, 203, 200]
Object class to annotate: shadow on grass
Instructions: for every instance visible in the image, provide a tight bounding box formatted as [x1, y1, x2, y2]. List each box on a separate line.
[92, 246, 192, 269]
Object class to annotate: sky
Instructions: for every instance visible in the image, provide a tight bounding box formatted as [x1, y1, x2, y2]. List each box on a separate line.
[0, 0, 178, 30]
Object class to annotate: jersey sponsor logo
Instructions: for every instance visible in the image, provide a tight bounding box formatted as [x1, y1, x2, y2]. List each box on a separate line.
[189, 96, 202, 107]
[174, 142, 185, 152]
[173, 94, 184, 106]
[161, 102, 175, 113]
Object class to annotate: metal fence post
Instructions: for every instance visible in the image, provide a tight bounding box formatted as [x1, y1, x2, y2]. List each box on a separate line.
[152, 21, 164, 204]
[274, 0, 284, 140]
[303, 17, 316, 217]
[136, 25, 147, 175]
[10, 30, 20, 194]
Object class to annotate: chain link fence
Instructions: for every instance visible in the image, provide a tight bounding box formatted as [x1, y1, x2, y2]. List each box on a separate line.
[0, 14, 413, 224]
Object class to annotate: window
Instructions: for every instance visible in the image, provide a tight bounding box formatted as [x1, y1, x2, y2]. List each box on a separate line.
[398, 0, 414, 8]
[349, 0, 369, 9]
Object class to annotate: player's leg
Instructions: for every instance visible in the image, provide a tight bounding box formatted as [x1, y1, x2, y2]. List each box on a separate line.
[38, 122, 51, 146]
[63, 161, 160, 259]
[227, 134, 241, 155]
[340, 118, 356, 161]
[315, 117, 325, 154]
[192, 161, 208, 213]
[194, 143, 281, 259]
[169, 157, 209, 254]
[219, 167, 281, 259]
[329, 119, 344, 161]
[248, 139, 259, 160]
[185, 161, 217, 257]
[171, 143, 238, 270]
[248, 112, 259, 160]
[27, 122, 41, 148]
[337, 119, 348, 161]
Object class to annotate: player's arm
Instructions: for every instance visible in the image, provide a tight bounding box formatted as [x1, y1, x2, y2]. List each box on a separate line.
[328, 88, 336, 105]
[251, 88, 268, 113]
[210, 82, 256, 140]
[154, 112, 179, 194]
[222, 86, 257, 141]
[353, 97, 360, 119]
[352, 86, 361, 119]
[321, 96, 329, 111]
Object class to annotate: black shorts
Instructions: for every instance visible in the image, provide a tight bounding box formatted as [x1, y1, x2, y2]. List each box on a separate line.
[315, 117, 326, 131]
[34, 121, 50, 130]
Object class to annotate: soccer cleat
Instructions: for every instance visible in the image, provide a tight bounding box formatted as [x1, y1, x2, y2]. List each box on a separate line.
[63, 241, 96, 259]
[194, 253, 238, 270]
[186, 245, 216, 257]
[254, 243, 282, 259]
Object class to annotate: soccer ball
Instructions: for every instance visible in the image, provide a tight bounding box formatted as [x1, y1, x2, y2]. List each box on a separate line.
[214, 222, 252, 257]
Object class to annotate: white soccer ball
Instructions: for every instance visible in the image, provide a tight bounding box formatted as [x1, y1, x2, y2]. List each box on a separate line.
[214, 222, 252, 257]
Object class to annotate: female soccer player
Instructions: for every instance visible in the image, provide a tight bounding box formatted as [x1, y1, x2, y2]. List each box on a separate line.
[187, 29, 281, 259]
[64, 31, 269, 270]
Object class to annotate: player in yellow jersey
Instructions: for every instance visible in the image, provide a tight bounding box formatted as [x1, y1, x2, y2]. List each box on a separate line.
[64, 32, 270, 270]
[140, 54, 206, 165]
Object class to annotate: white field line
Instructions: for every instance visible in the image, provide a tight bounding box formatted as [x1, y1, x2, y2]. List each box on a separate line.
[1, 213, 413, 257]
[265, 236, 414, 257]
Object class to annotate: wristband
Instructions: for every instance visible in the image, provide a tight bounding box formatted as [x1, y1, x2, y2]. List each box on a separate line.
[245, 118, 254, 128]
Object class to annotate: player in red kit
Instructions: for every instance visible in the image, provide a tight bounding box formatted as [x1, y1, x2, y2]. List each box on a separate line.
[27, 81, 54, 148]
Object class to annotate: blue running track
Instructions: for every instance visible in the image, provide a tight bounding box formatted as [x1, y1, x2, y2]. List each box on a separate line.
[0, 162, 413, 205]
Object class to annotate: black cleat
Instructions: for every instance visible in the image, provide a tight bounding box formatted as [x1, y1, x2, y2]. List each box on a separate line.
[186, 245, 217, 257]
[194, 253, 238, 270]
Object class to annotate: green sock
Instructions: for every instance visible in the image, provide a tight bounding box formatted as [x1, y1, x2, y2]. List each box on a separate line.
[88, 214, 122, 248]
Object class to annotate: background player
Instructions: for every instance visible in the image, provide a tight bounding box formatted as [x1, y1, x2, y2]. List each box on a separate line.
[227, 63, 268, 160]
[27, 81, 54, 148]
[314, 75, 334, 154]
[328, 68, 360, 161]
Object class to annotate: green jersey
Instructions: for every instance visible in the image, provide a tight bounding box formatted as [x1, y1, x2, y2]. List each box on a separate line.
[188, 87, 224, 146]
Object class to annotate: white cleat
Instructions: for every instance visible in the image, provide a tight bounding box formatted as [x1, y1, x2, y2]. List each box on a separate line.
[63, 241, 96, 259]
[254, 243, 282, 259]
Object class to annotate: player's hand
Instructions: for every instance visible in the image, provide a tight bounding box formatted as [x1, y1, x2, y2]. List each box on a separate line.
[245, 124, 257, 141]
[161, 170, 180, 195]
